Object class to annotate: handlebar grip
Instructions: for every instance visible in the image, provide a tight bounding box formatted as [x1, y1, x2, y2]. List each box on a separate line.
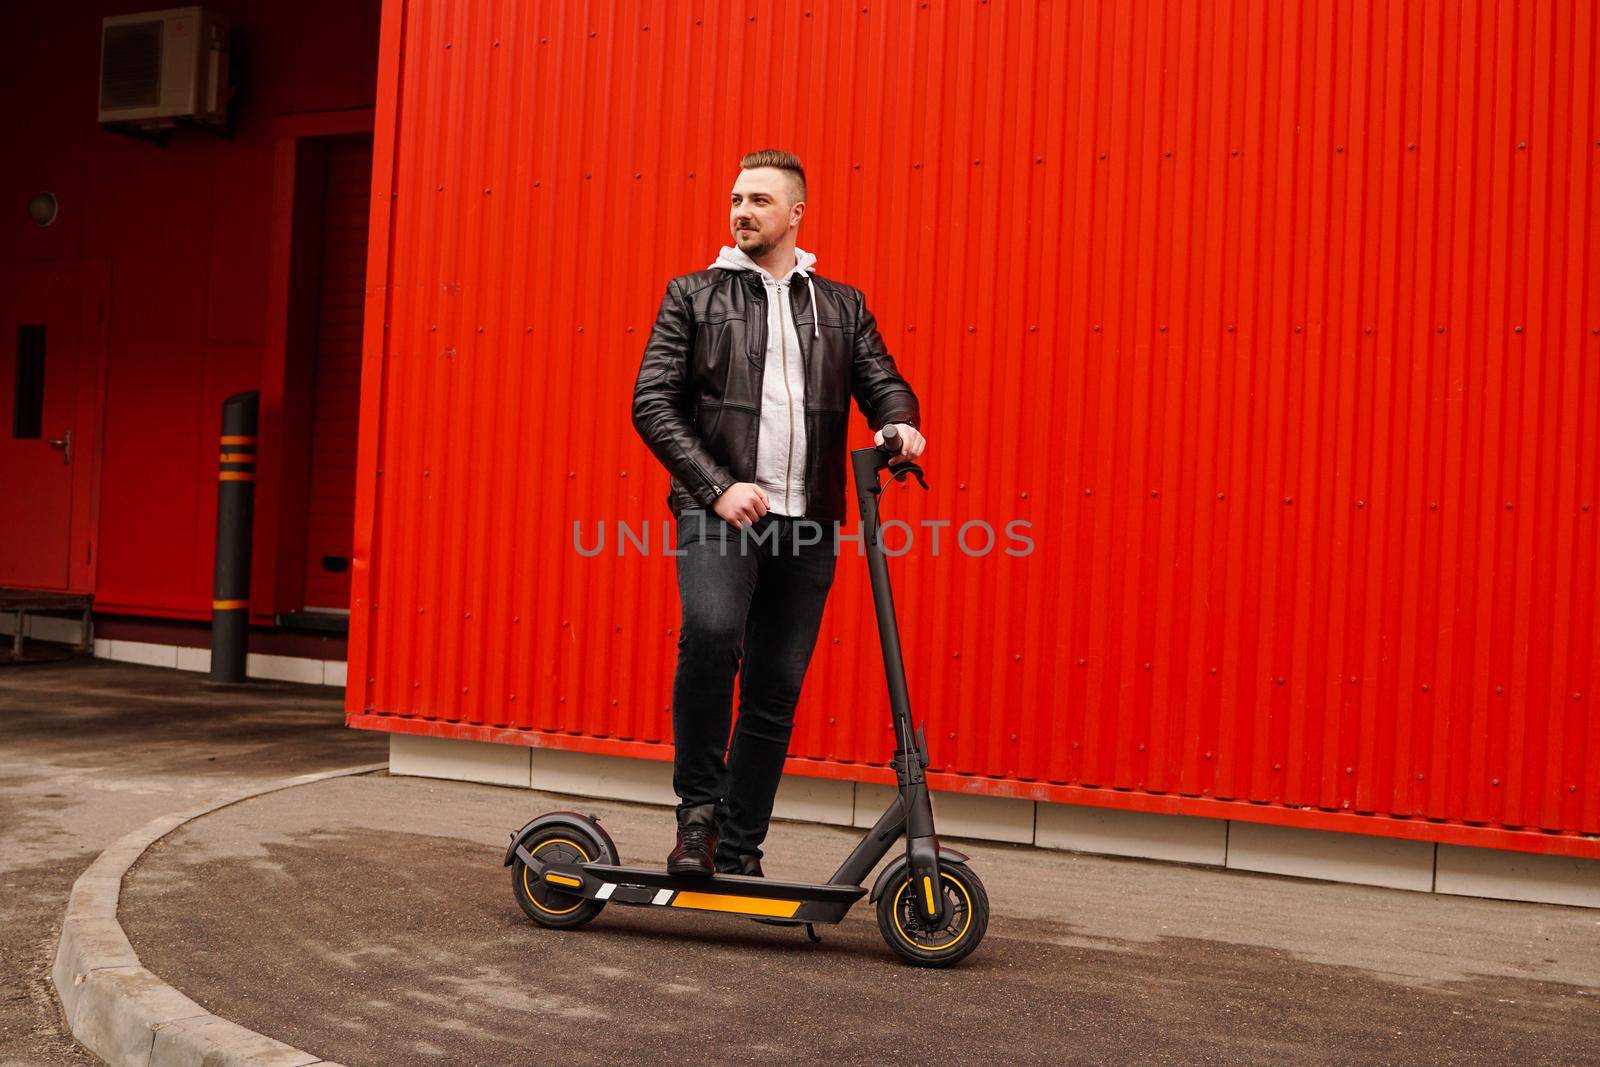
[878, 424, 901, 454]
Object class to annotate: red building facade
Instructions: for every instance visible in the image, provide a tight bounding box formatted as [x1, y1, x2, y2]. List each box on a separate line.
[6, 2, 1597, 863]
[3, 0, 381, 656]
[347, 0, 1600, 859]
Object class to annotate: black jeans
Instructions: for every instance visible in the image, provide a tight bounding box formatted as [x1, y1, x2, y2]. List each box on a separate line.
[671, 509, 839, 866]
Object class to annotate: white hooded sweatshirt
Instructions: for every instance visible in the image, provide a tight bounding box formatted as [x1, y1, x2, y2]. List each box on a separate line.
[708, 243, 820, 516]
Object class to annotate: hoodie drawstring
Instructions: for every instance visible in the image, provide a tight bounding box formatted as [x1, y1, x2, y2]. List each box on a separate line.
[805, 274, 819, 339]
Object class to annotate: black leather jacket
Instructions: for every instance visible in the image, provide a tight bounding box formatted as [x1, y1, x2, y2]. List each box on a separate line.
[632, 267, 921, 523]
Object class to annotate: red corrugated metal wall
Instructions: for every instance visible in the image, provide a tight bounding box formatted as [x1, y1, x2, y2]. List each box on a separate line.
[349, 0, 1600, 857]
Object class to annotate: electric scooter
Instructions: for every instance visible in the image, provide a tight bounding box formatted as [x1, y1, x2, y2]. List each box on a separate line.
[504, 426, 989, 966]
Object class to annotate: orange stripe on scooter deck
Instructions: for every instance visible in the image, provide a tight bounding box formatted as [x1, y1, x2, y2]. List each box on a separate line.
[669, 892, 800, 918]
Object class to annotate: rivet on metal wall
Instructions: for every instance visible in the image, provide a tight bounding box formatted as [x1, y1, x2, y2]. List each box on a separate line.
[1079, 658, 1087, 667]
[1210, 666, 1218, 674]
[1150, 489, 1159, 498]
[967, 325, 976, 333]
[1204, 751, 1213, 759]
[1416, 773, 1425, 781]
[1429, 502, 1438, 510]
[1138, 743, 1146, 751]
[1495, 686, 1504, 694]
[1231, 149, 1240, 157]
[1517, 141, 1527, 150]
[1158, 325, 1167, 332]
[1098, 153, 1107, 161]
[1491, 777, 1499, 786]
[1436, 326, 1445, 334]
[1029, 325, 1037, 332]
[1143, 663, 1151, 670]
[1345, 767, 1353, 774]
[1084, 488, 1092, 496]
[1407, 143, 1416, 151]
[1514, 325, 1524, 333]
[1020, 491, 1029, 500]
[1349, 676, 1359, 685]
[1335, 145, 1344, 153]
[1035, 158, 1043, 165]
[1092, 324, 1101, 332]
[1420, 684, 1429, 692]
[1276, 677, 1286, 685]
[1284, 497, 1294, 505]
[1226, 324, 1235, 333]
[1364, 327, 1373, 334]
[1505, 502, 1514, 510]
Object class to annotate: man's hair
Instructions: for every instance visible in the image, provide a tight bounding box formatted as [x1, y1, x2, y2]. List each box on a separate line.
[739, 149, 807, 203]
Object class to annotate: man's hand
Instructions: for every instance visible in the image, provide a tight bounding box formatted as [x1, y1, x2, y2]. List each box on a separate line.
[713, 482, 771, 528]
[874, 423, 926, 466]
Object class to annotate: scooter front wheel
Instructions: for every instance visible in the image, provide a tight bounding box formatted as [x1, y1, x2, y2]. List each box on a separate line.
[876, 861, 989, 967]
[511, 827, 606, 930]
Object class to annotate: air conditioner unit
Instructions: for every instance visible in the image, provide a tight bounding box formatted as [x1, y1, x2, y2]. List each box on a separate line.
[99, 7, 230, 129]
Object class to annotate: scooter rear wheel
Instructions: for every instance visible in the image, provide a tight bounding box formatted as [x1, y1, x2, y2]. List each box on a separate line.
[511, 827, 606, 930]
[876, 861, 989, 967]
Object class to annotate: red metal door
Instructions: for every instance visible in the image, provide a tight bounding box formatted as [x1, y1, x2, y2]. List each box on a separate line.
[0, 266, 87, 589]
[301, 137, 373, 611]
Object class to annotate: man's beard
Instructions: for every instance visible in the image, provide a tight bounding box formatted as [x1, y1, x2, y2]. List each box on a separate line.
[736, 229, 771, 257]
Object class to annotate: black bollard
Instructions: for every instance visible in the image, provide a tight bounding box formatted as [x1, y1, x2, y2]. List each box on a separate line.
[209, 391, 258, 683]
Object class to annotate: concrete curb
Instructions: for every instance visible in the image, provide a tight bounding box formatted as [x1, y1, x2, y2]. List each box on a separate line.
[52, 762, 386, 1067]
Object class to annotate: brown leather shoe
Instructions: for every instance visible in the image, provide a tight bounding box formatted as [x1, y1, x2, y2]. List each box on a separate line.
[667, 803, 718, 876]
[714, 849, 763, 876]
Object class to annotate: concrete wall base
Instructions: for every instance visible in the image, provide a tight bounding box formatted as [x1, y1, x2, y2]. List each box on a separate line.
[389, 733, 1600, 910]
[91, 638, 346, 688]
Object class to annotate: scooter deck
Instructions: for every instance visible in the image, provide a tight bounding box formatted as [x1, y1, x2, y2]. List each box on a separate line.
[518, 846, 865, 923]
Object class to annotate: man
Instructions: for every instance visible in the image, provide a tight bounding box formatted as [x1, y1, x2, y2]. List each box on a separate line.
[632, 149, 927, 877]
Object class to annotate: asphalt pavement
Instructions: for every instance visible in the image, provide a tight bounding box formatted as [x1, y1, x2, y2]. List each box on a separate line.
[4, 659, 1599, 1066]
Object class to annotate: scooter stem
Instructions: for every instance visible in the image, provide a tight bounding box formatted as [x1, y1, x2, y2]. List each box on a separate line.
[849, 427, 946, 926]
